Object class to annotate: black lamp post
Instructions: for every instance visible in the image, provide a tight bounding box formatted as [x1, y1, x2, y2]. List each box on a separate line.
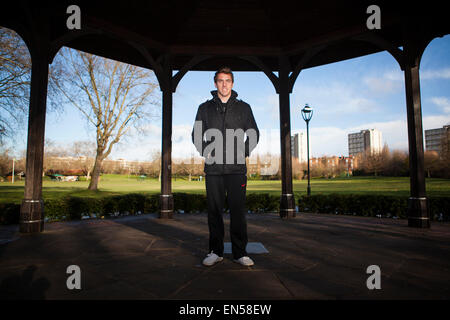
[301, 104, 313, 196]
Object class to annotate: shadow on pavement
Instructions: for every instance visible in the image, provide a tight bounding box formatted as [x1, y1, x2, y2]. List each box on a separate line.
[0, 265, 51, 299]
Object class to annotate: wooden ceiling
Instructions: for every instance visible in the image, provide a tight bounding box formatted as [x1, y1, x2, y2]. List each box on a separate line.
[2, 0, 449, 72]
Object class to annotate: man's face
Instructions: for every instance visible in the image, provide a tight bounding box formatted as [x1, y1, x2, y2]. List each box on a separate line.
[214, 73, 233, 99]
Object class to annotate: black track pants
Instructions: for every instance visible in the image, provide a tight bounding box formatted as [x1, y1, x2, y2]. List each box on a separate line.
[205, 174, 248, 260]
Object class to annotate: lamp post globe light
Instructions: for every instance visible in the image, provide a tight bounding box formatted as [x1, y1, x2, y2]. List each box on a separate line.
[301, 104, 313, 196]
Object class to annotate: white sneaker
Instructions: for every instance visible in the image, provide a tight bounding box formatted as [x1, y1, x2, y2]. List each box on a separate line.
[202, 252, 223, 266]
[234, 256, 254, 266]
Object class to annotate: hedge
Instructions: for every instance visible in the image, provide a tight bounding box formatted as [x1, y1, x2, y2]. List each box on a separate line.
[0, 193, 449, 225]
[297, 194, 450, 221]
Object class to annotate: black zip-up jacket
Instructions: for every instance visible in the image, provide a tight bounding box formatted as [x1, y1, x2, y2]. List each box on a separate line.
[191, 90, 260, 175]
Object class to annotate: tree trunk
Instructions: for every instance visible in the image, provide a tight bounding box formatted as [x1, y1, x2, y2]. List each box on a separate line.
[88, 154, 103, 190]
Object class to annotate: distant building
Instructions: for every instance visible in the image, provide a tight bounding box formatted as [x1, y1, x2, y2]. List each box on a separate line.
[339, 155, 357, 175]
[308, 155, 357, 175]
[291, 132, 308, 163]
[425, 125, 450, 154]
[348, 129, 382, 156]
[309, 156, 346, 168]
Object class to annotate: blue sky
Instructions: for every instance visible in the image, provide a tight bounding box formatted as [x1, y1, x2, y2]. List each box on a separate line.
[30, 34, 450, 161]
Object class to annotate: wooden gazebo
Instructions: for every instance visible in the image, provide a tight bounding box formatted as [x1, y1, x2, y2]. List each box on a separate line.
[1, 1, 449, 233]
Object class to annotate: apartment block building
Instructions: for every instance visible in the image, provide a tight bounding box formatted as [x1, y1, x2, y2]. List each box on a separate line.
[291, 132, 308, 163]
[425, 125, 450, 154]
[348, 129, 383, 156]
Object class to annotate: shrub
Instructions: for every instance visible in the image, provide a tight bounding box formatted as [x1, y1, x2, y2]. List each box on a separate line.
[144, 194, 160, 213]
[0, 193, 448, 225]
[246, 193, 279, 213]
[44, 199, 70, 221]
[296, 194, 447, 220]
[118, 193, 146, 215]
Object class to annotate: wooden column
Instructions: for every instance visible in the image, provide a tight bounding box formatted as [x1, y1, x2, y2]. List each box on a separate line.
[278, 56, 296, 218]
[159, 57, 174, 219]
[352, 30, 432, 228]
[403, 39, 430, 228]
[20, 49, 49, 233]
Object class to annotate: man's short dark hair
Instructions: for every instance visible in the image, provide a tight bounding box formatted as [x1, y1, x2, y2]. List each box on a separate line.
[214, 67, 234, 83]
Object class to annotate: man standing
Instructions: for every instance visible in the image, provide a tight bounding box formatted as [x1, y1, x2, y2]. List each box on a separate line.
[191, 67, 260, 267]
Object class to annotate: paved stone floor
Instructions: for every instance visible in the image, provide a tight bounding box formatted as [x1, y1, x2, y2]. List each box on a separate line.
[0, 212, 449, 300]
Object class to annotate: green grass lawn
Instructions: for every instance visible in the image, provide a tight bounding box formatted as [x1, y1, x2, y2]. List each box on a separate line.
[1, 174, 450, 204]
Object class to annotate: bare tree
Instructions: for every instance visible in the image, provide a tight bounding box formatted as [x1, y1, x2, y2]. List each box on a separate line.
[388, 149, 408, 176]
[291, 157, 304, 180]
[359, 148, 386, 176]
[148, 149, 161, 180]
[0, 27, 63, 143]
[438, 129, 450, 178]
[55, 48, 160, 190]
[70, 140, 96, 176]
[424, 150, 439, 178]
[0, 147, 13, 177]
[70, 140, 96, 158]
[0, 27, 31, 142]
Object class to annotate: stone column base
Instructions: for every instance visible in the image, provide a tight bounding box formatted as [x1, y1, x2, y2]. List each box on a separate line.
[20, 199, 44, 233]
[280, 193, 296, 218]
[160, 194, 174, 219]
[407, 197, 430, 228]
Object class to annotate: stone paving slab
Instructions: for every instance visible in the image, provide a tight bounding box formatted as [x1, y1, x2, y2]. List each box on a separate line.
[1, 212, 450, 300]
[224, 242, 269, 254]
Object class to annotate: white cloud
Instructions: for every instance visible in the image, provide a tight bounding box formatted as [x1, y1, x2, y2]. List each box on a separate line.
[363, 75, 402, 94]
[421, 68, 450, 80]
[109, 123, 161, 161]
[423, 114, 450, 130]
[255, 121, 402, 157]
[252, 129, 280, 155]
[430, 97, 450, 113]
[383, 70, 403, 81]
[108, 113, 450, 161]
[263, 94, 280, 121]
[91, 74, 450, 162]
[348, 119, 408, 151]
[172, 124, 199, 158]
[310, 115, 450, 156]
[363, 68, 450, 95]
[111, 123, 208, 161]
[294, 82, 379, 115]
[301, 126, 348, 157]
[383, 67, 450, 82]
